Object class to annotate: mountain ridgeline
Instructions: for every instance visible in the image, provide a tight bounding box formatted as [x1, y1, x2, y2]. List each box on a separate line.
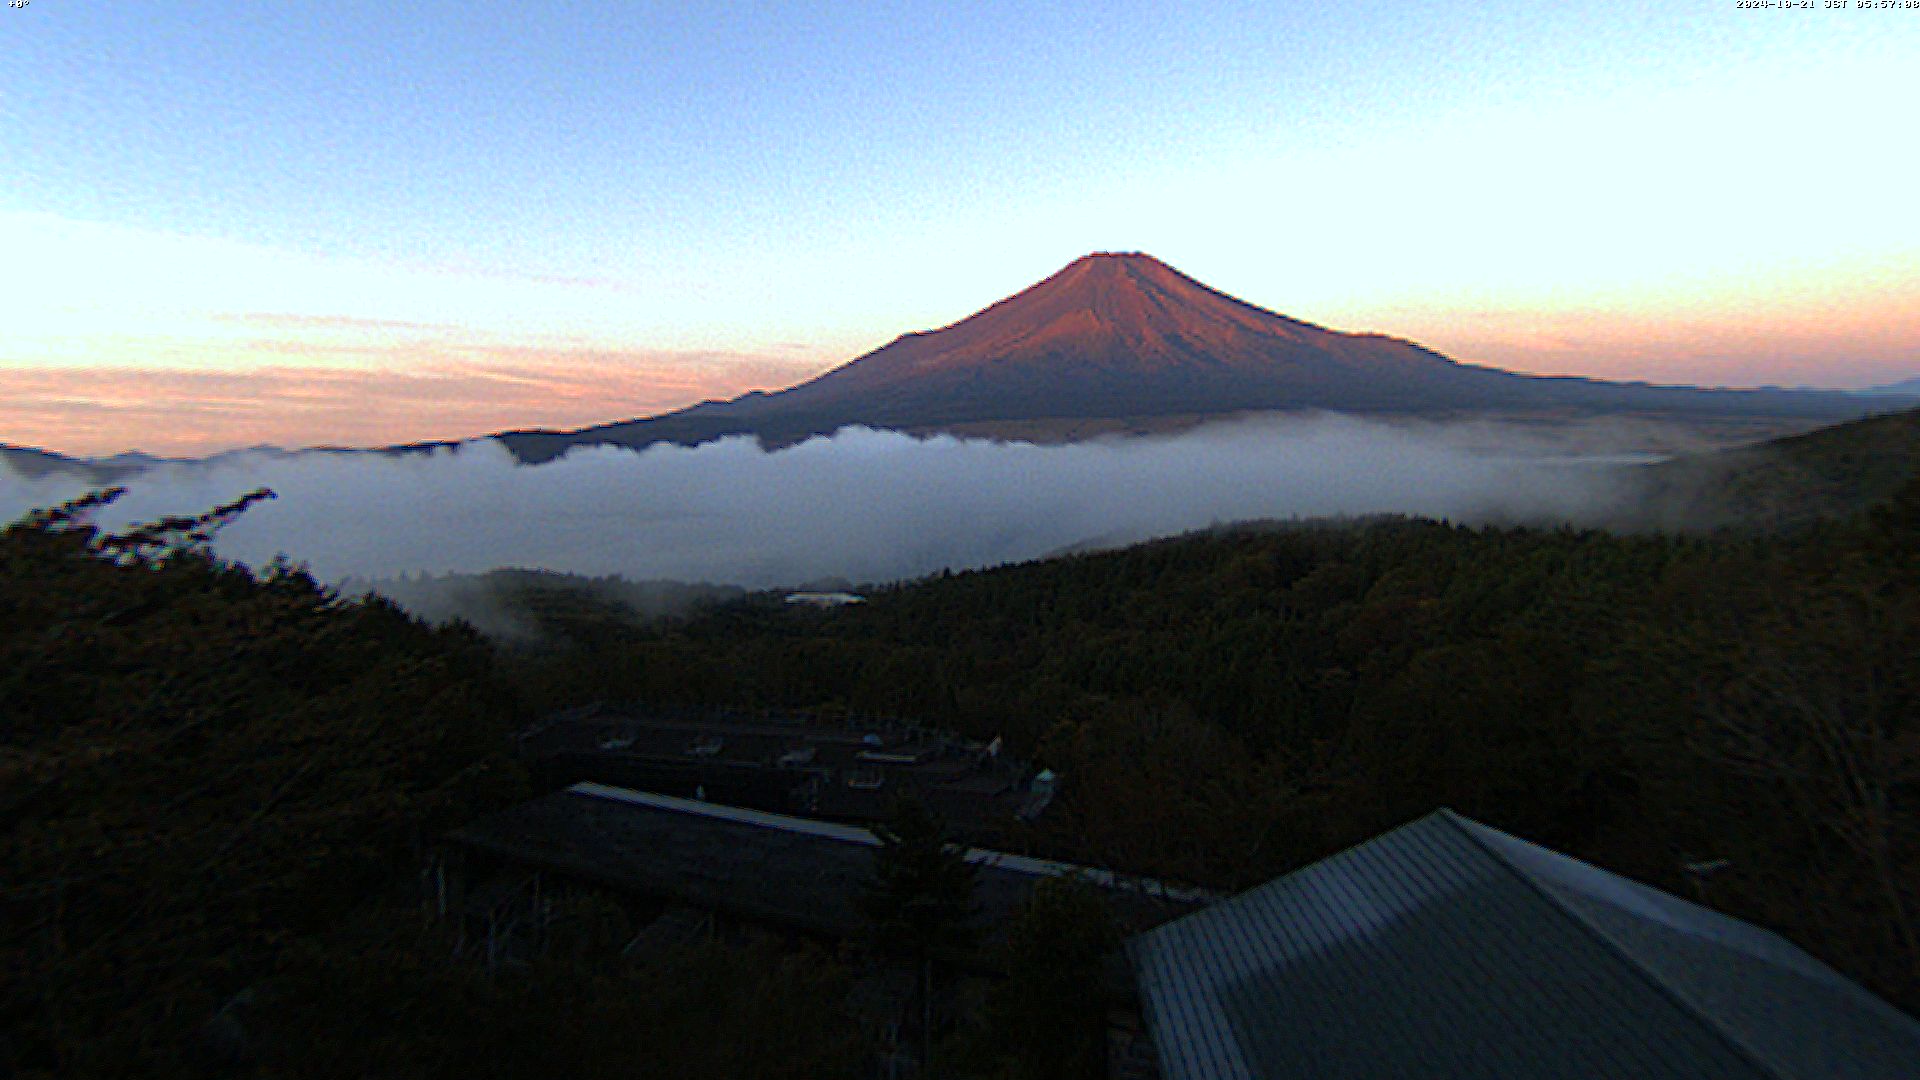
[494, 253, 1874, 463]
[1629, 404, 1920, 530]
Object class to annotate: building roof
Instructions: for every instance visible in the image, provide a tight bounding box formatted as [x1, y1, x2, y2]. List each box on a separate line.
[512, 704, 1049, 835]
[449, 782, 1206, 954]
[784, 591, 865, 606]
[1128, 809, 1920, 1080]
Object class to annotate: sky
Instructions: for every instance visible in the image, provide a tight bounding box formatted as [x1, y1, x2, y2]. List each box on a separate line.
[5, 1, 1918, 456]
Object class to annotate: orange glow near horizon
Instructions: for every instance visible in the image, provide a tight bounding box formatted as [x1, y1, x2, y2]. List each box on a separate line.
[10, 279, 1917, 458]
[3, 210, 1914, 459]
[1357, 269, 1920, 389]
[9, 8, 1916, 459]
[7, 274, 1919, 458]
[2, 347, 828, 458]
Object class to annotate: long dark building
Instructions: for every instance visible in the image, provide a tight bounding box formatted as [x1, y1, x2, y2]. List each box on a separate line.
[513, 703, 1055, 842]
[444, 780, 1206, 959]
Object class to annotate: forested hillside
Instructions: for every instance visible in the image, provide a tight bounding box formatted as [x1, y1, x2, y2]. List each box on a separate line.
[0, 493, 862, 1077]
[340, 569, 746, 643]
[506, 482, 1920, 1012]
[1629, 404, 1920, 530]
[7, 465, 1917, 1073]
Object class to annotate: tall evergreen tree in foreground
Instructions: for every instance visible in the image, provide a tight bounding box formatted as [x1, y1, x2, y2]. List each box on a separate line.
[860, 799, 980, 960]
[858, 798, 979, 1070]
[978, 876, 1120, 1080]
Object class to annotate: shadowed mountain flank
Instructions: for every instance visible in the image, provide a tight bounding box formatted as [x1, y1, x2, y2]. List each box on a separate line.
[1625, 404, 1920, 531]
[473, 254, 1870, 462]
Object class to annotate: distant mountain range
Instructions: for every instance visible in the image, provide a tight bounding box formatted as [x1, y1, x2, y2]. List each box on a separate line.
[1858, 375, 1920, 398]
[487, 252, 1882, 463]
[4, 253, 1908, 476]
[1, 444, 99, 481]
[0, 444, 313, 484]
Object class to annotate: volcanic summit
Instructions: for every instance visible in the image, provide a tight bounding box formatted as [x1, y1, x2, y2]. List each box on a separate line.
[493, 253, 1866, 462]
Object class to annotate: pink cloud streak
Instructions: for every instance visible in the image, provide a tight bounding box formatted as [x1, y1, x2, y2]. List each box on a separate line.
[2, 345, 826, 457]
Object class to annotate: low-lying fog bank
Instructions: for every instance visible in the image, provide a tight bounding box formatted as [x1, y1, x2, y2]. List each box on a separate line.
[3, 414, 1662, 595]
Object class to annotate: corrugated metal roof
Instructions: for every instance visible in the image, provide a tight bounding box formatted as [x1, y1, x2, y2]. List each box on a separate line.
[1129, 809, 1920, 1080]
[1455, 816, 1920, 1079]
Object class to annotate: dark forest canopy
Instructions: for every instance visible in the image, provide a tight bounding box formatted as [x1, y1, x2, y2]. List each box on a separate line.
[5, 457, 1918, 1073]
[504, 481, 1920, 1015]
[0, 494, 861, 1077]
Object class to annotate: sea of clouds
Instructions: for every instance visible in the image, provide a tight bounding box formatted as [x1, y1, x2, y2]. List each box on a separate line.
[1, 415, 1642, 592]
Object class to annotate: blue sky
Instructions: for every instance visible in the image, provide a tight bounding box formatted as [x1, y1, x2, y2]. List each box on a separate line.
[5, 1, 1917, 453]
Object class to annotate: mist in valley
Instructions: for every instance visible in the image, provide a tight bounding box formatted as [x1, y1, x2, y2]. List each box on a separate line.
[2, 414, 1660, 621]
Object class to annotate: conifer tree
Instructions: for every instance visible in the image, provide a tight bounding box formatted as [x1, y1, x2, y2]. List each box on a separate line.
[859, 799, 978, 961]
[982, 876, 1119, 1080]
[858, 798, 978, 1068]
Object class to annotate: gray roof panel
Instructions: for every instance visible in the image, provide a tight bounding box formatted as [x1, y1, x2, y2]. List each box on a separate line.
[1456, 815, 1920, 1080]
[1130, 810, 1920, 1080]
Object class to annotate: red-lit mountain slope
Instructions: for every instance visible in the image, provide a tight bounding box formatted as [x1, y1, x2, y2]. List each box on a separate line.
[491, 253, 1870, 462]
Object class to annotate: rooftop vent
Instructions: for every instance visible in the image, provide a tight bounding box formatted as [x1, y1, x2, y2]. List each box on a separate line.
[858, 744, 936, 765]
